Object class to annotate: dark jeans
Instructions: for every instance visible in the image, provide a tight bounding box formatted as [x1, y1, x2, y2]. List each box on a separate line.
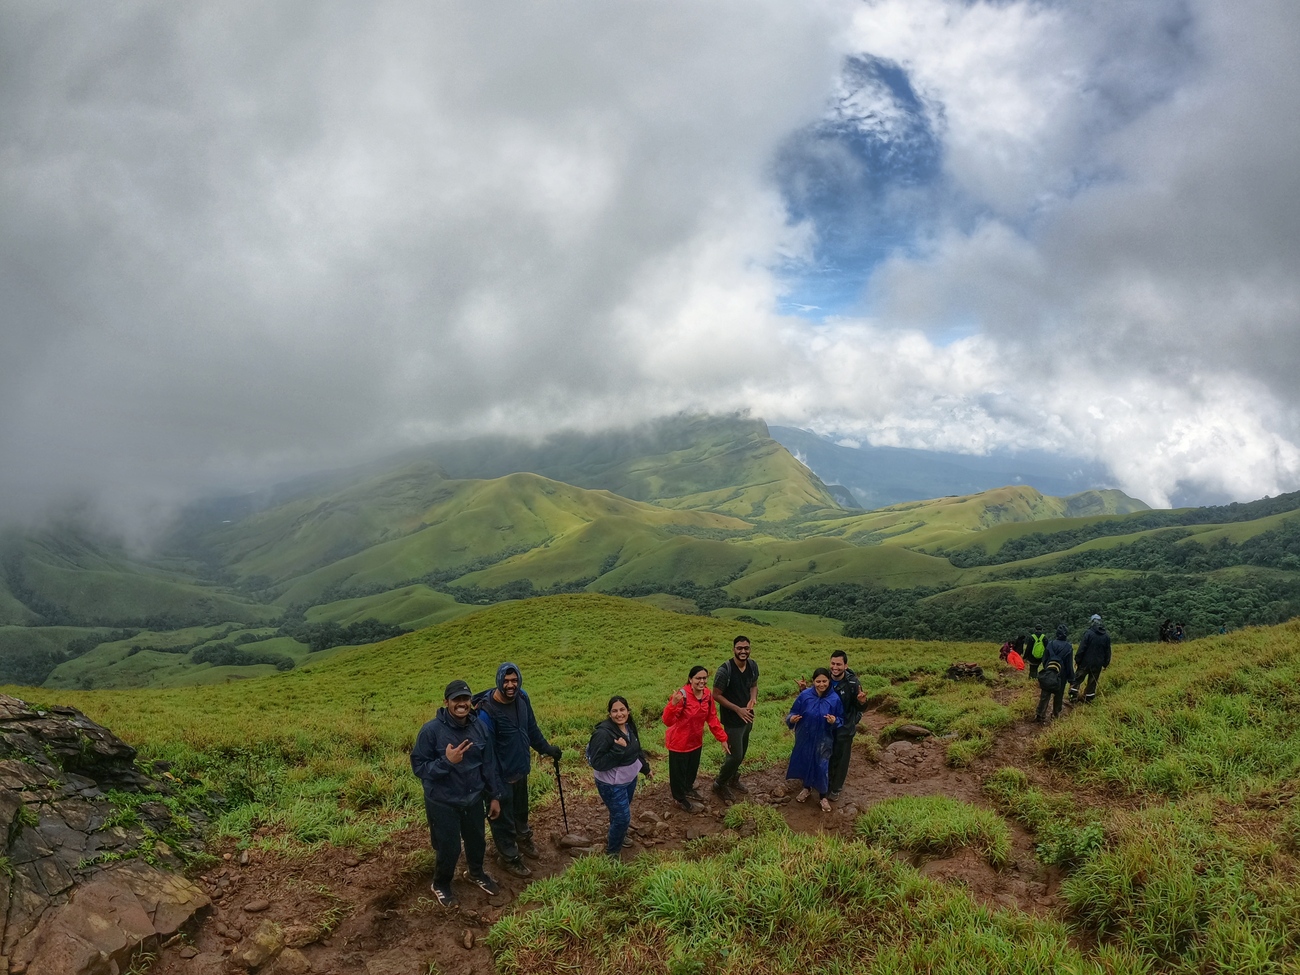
[424, 796, 486, 884]
[1027, 658, 1041, 678]
[1036, 683, 1065, 721]
[716, 722, 751, 785]
[596, 778, 637, 854]
[1072, 667, 1102, 702]
[668, 748, 702, 803]
[488, 777, 531, 860]
[827, 727, 855, 794]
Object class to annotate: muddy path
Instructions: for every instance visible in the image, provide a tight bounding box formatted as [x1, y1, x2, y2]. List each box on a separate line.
[153, 685, 1069, 975]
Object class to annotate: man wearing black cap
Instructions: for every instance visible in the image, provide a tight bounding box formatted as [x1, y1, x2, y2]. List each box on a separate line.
[410, 680, 503, 908]
[1070, 614, 1112, 703]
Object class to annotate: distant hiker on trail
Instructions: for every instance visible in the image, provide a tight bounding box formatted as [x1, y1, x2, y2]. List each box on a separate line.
[587, 695, 652, 858]
[786, 667, 843, 812]
[797, 650, 867, 800]
[662, 665, 729, 813]
[1035, 627, 1075, 724]
[998, 640, 1013, 663]
[712, 635, 759, 802]
[1175, 621, 1186, 642]
[1070, 615, 1112, 703]
[1158, 619, 1172, 643]
[1026, 625, 1047, 678]
[474, 663, 562, 879]
[410, 680, 503, 908]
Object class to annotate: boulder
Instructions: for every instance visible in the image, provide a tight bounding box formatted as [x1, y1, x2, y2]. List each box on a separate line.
[0, 695, 209, 975]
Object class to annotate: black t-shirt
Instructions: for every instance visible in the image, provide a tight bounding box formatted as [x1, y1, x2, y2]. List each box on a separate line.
[714, 657, 759, 728]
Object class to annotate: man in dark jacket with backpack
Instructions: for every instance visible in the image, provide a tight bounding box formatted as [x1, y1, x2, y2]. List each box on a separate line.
[1070, 614, 1112, 703]
[475, 662, 562, 878]
[410, 679, 503, 907]
[1035, 626, 1076, 723]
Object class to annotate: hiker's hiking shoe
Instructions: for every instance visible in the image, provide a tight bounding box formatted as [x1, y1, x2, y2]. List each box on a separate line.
[686, 787, 704, 802]
[711, 781, 734, 802]
[466, 871, 499, 896]
[431, 881, 458, 908]
[728, 779, 749, 795]
[497, 854, 532, 878]
[517, 835, 540, 859]
[678, 798, 703, 813]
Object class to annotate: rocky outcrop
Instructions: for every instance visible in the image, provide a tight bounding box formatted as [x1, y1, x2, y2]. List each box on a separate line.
[0, 694, 209, 975]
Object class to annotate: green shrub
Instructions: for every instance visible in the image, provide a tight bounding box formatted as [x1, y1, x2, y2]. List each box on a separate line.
[855, 796, 1011, 868]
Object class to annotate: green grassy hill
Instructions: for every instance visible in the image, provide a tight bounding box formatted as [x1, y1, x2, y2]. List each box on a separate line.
[6, 416, 1300, 689]
[15, 595, 1300, 973]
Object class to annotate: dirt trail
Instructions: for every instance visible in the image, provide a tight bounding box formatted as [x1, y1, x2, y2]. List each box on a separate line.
[152, 685, 1064, 975]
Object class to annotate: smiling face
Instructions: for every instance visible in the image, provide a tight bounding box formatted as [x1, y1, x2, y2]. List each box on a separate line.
[829, 655, 846, 679]
[813, 674, 831, 694]
[500, 670, 520, 700]
[609, 700, 630, 724]
[446, 694, 473, 720]
[732, 640, 751, 662]
[689, 670, 710, 694]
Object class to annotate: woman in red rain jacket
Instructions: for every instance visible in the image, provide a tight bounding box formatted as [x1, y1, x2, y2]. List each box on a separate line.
[662, 665, 730, 812]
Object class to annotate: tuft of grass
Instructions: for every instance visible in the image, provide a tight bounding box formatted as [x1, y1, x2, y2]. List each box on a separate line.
[1062, 804, 1300, 971]
[983, 767, 1104, 869]
[489, 829, 1142, 974]
[854, 795, 1012, 869]
[723, 801, 791, 836]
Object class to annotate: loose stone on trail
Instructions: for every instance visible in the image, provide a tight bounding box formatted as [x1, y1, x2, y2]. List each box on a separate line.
[558, 833, 593, 848]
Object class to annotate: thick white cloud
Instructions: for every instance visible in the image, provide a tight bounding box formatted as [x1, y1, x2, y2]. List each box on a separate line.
[1, 0, 1298, 527]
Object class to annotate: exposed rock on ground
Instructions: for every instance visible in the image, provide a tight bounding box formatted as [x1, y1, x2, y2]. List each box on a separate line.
[0, 694, 209, 975]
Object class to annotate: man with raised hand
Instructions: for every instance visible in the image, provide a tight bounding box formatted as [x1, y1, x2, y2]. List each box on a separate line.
[475, 662, 562, 878]
[1070, 614, 1112, 703]
[712, 635, 759, 802]
[410, 679, 502, 908]
[824, 651, 867, 800]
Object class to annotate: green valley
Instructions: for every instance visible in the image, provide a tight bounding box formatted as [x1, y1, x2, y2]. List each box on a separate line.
[5, 414, 1300, 689]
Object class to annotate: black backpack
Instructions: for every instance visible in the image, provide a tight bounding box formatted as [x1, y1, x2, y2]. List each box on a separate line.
[1037, 659, 1061, 693]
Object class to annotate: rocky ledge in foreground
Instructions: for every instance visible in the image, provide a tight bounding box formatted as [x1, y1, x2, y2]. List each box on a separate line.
[0, 694, 210, 975]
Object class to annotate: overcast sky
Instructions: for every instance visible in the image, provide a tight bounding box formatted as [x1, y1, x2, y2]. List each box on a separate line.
[3, 0, 1299, 532]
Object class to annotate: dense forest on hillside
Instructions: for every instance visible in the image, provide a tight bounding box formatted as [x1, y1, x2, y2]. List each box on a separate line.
[775, 573, 1300, 643]
[945, 492, 1300, 566]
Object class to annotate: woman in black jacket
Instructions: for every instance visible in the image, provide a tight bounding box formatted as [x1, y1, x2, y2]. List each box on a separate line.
[587, 695, 652, 857]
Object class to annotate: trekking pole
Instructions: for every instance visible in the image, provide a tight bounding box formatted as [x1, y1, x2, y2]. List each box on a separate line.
[553, 755, 569, 834]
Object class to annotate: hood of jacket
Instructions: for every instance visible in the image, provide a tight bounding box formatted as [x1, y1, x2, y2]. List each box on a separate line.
[1055, 624, 1069, 639]
[496, 661, 522, 694]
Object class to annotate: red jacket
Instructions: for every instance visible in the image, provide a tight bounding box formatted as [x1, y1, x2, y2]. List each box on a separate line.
[661, 686, 728, 753]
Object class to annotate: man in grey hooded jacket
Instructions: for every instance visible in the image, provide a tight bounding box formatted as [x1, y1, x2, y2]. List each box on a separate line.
[474, 662, 562, 877]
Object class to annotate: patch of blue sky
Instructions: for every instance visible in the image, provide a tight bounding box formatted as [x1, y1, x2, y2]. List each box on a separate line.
[774, 55, 946, 319]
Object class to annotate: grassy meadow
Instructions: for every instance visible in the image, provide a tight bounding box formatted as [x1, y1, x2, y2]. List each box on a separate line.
[9, 593, 1300, 972]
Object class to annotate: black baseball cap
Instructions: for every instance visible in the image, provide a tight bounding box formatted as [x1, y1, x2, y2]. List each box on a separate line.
[444, 679, 472, 700]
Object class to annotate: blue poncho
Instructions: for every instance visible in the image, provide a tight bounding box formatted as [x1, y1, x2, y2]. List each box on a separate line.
[785, 686, 844, 794]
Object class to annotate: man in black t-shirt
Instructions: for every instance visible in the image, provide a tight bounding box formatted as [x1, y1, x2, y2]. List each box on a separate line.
[712, 635, 758, 801]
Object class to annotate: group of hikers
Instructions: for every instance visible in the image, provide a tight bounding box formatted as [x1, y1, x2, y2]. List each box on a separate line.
[411, 618, 1121, 905]
[409, 635, 872, 907]
[1000, 615, 1113, 723]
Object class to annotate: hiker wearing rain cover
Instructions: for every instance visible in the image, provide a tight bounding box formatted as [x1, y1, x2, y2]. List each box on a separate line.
[474, 663, 561, 878]
[1026, 625, 1047, 678]
[410, 679, 504, 907]
[1071, 615, 1112, 703]
[1035, 626, 1076, 723]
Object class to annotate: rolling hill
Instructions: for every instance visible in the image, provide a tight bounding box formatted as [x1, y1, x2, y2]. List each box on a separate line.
[6, 413, 1300, 688]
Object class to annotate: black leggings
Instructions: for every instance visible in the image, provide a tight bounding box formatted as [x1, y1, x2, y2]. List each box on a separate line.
[668, 748, 702, 802]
